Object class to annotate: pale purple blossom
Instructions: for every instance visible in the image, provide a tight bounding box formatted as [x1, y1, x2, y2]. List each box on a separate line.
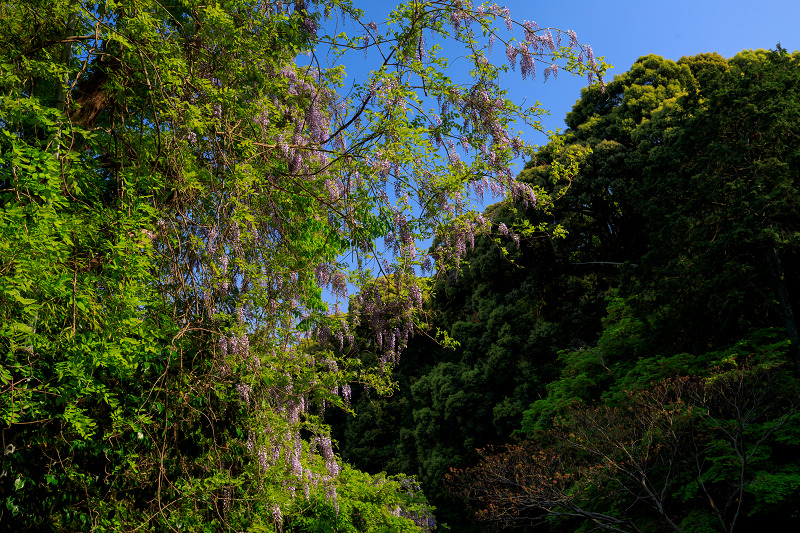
[316, 323, 329, 346]
[222, 488, 231, 515]
[511, 137, 525, 156]
[272, 504, 282, 529]
[237, 383, 251, 405]
[315, 263, 331, 285]
[543, 30, 555, 51]
[519, 43, 535, 80]
[449, 10, 462, 31]
[568, 29, 579, 48]
[249, 352, 261, 372]
[335, 329, 344, 350]
[422, 256, 432, 272]
[341, 383, 351, 406]
[231, 334, 250, 358]
[290, 446, 302, 477]
[305, 104, 328, 143]
[219, 336, 229, 357]
[302, 15, 318, 35]
[331, 486, 339, 514]
[331, 272, 348, 299]
[506, 42, 517, 70]
[511, 180, 537, 207]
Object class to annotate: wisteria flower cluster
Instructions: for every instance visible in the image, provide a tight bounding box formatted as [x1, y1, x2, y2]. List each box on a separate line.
[151, 0, 605, 527]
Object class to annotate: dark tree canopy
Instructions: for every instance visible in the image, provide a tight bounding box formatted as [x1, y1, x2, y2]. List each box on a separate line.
[448, 48, 800, 532]
[336, 48, 800, 532]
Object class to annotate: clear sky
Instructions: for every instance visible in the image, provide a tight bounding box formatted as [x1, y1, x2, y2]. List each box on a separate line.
[317, 0, 800, 303]
[345, 0, 800, 161]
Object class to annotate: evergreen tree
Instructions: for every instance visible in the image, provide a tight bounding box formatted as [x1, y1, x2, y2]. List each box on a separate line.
[448, 48, 800, 532]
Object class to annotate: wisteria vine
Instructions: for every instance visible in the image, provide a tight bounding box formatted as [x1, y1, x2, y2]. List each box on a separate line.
[144, 0, 604, 527]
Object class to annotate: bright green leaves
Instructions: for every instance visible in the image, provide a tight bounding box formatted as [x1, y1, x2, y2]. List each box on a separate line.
[1, 0, 607, 529]
[0, 11, 170, 525]
[285, 466, 432, 533]
[565, 54, 692, 143]
[62, 403, 98, 439]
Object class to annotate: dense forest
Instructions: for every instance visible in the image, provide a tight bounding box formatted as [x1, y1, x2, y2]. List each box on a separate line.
[2, 0, 799, 532]
[330, 49, 800, 532]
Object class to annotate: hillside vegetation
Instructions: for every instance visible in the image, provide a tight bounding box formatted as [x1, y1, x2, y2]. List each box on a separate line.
[332, 49, 800, 532]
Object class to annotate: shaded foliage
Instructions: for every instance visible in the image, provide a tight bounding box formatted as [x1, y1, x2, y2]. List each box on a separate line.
[450, 358, 800, 533]
[338, 48, 800, 532]
[333, 202, 617, 530]
[452, 48, 800, 531]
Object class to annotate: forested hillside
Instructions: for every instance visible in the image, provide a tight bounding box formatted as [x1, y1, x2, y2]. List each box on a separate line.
[333, 49, 800, 532]
[3, 0, 799, 530]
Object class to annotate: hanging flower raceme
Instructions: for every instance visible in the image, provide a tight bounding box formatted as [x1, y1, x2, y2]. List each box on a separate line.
[56, 0, 608, 528]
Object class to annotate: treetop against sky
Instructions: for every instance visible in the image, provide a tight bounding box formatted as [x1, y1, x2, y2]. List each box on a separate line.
[348, 0, 800, 152]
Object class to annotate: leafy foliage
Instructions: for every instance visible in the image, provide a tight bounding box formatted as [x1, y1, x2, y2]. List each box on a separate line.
[332, 184, 617, 530]
[450, 359, 800, 533]
[440, 48, 800, 531]
[0, 0, 604, 530]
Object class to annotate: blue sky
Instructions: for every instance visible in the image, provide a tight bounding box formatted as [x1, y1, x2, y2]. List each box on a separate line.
[341, 0, 800, 160]
[316, 0, 800, 304]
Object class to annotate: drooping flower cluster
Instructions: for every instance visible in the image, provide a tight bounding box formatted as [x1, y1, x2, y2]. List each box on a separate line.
[340, 271, 423, 371]
[154, 0, 605, 527]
